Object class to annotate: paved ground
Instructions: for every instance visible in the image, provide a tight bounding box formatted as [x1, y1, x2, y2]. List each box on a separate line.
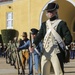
[64, 59, 75, 75]
[0, 57, 75, 75]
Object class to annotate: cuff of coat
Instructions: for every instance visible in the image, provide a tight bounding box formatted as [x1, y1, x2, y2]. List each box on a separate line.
[65, 46, 68, 50]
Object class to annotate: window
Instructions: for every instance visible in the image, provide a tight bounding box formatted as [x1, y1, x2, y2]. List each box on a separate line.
[6, 12, 13, 29]
[0, 0, 12, 2]
[0, 0, 13, 5]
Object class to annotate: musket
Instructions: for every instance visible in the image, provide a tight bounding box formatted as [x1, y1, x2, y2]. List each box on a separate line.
[30, 32, 35, 75]
[14, 41, 25, 75]
[15, 44, 20, 75]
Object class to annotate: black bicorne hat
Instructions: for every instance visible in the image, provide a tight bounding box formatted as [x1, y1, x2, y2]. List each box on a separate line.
[31, 28, 38, 35]
[46, 2, 59, 12]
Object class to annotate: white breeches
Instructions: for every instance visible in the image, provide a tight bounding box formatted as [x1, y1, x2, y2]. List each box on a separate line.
[41, 54, 63, 75]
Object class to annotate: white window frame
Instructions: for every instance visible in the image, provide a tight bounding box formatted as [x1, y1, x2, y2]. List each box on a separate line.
[6, 12, 13, 29]
[0, 0, 14, 5]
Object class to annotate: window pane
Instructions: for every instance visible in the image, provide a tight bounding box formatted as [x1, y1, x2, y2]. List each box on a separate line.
[6, 12, 13, 29]
[7, 12, 13, 20]
[7, 20, 13, 29]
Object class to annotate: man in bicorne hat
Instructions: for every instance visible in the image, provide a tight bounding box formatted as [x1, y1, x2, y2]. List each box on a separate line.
[29, 2, 72, 75]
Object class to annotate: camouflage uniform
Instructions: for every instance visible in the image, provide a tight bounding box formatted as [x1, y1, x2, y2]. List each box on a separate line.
[6, 41, 14, 65]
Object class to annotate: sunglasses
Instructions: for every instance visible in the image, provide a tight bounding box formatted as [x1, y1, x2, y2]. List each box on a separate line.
[22, 36, 27, 37]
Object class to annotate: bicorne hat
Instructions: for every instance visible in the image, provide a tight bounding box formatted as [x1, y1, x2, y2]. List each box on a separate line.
[31, 28, 38, 35]
[46, 2, 59, 12]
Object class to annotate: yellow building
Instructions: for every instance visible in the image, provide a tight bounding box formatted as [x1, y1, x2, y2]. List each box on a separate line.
[0, 0, 75, 40]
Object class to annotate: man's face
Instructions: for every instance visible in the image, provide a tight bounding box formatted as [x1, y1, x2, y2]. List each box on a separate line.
[46, 10, 56, 19]
[22, 35, 27, 40]
[31, 34, 36, 39]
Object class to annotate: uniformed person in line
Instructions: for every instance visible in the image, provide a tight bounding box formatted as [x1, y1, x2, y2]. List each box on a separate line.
[6, 40, 15, 65]
[29, 28, 42, 75]
[13, 37, 23, 69]
[18, 28, 42, 75]
[3, 43, 7, 58]
[0, 43, 2, 57]
[19, 32, 29, 69]
[29, 2, 72, 75]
